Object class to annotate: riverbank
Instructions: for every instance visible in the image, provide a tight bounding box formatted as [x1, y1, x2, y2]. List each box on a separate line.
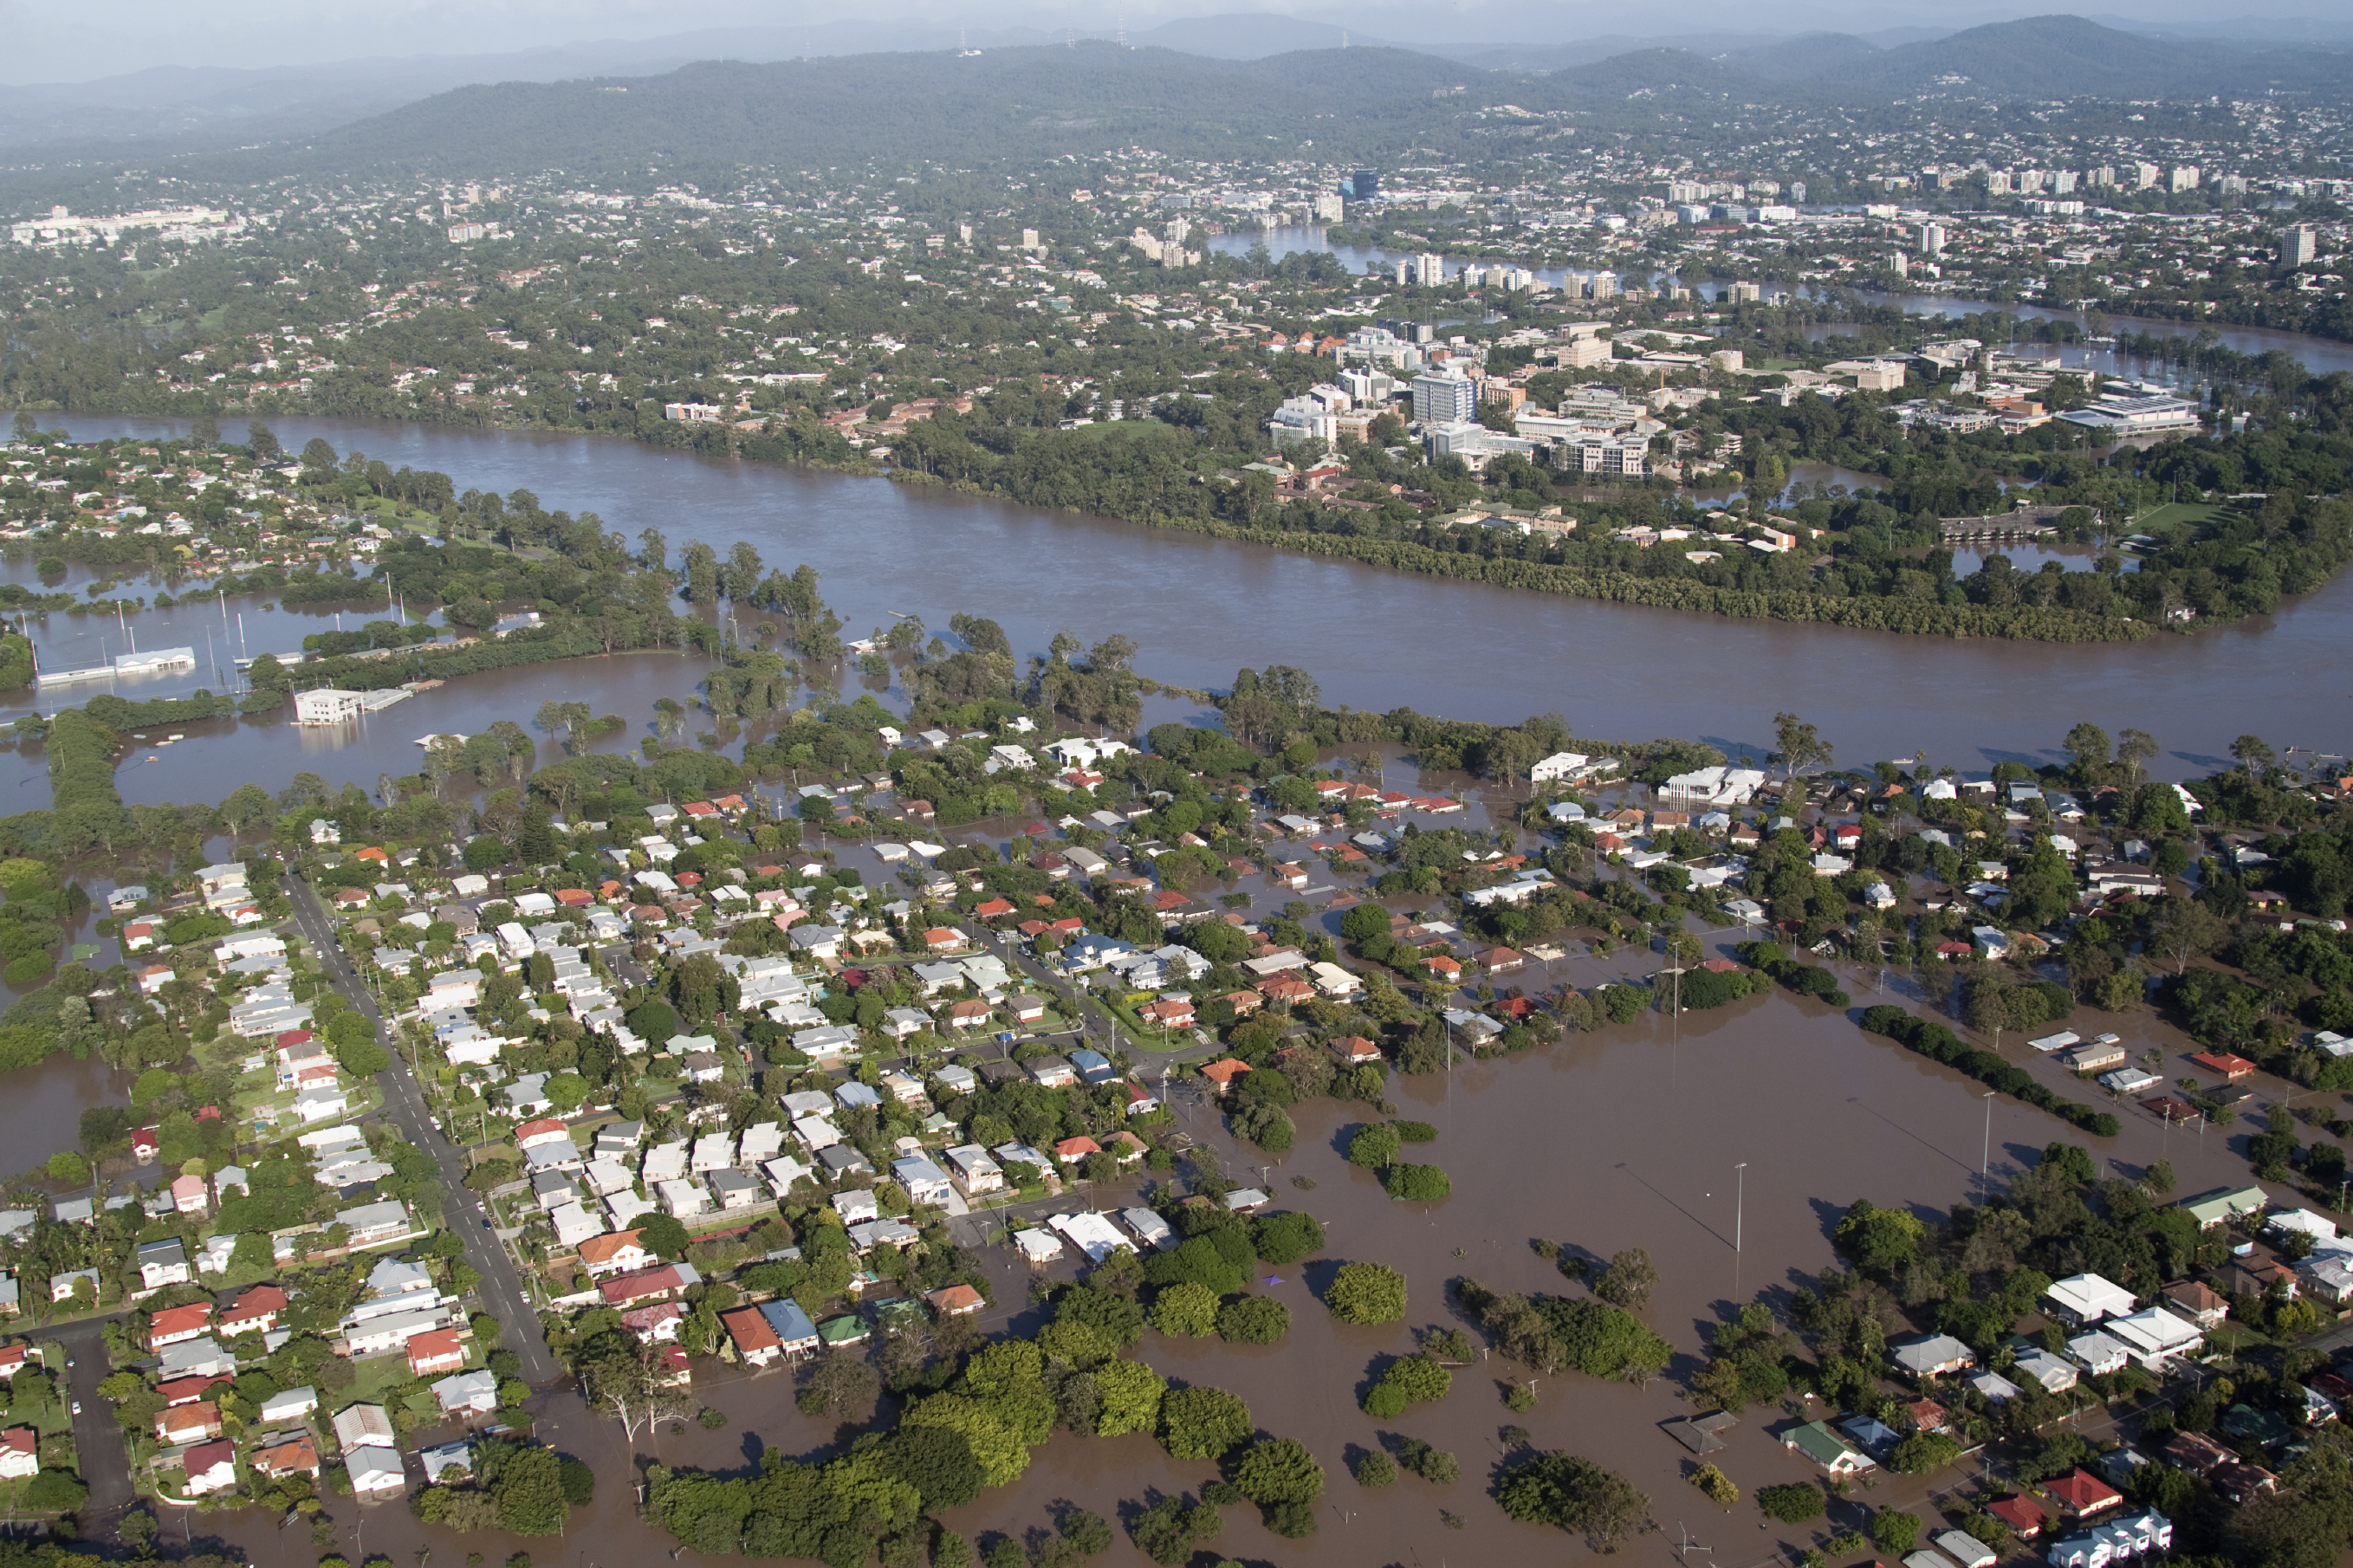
[892, 470, 2159, 643]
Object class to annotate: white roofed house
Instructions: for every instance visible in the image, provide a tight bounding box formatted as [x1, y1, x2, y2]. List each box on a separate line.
[2045, 1273, 2137, 1326]
[891, 1156, 953, 1208]
[2066, 1330, 2131, 1377]
[2101, 1306, 2207, 1370]
[943, 1144, 1004, 1195]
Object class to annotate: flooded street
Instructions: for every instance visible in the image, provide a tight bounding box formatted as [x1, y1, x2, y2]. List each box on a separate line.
[10, 409, 2324, 1565]
[33, 414, 2353, 781]
[170, 930, 2265, 1567]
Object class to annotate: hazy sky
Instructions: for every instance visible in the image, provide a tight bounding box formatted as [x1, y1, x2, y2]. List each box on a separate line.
[6, 0, 2346, 82]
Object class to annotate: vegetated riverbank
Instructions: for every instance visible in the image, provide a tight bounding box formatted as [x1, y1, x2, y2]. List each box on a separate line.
[891, 475, 2158, 642]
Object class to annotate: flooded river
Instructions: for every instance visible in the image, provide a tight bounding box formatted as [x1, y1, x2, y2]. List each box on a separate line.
[31, 415, 2353, 787]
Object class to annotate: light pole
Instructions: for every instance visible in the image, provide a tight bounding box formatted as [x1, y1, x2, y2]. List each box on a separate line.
[1734, 1163, 1747, 1254]
[1981, 1089, 1996, 1199]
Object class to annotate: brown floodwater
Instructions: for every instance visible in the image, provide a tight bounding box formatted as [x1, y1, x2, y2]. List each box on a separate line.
[164, 931, 2289, 1568]
[48, 415, 2350, 781]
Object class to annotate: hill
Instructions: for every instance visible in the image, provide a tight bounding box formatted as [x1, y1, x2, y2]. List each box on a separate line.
[1813, 15, 2352, 97]
[245, 42, 1489, 183]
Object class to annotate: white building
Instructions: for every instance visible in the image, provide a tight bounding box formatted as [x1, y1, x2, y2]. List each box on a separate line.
[294, 689, 367, 726]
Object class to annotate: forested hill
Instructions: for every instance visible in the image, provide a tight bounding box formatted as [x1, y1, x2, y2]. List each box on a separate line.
[251, 43, 1491, 183]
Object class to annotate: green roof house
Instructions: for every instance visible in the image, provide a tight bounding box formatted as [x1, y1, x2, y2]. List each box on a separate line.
[2175, 1186, 2267, 1229]
[1783, 1420, 1875, 1476]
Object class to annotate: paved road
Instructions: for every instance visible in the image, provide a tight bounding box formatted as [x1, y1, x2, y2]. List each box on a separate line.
[49, 1320, 133, 1514]
[282, 878, 561, 1384]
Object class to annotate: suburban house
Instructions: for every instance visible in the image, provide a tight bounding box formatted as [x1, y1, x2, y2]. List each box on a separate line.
[1782, 1419, 1875, 1475]
[2045, 1273, 2136, 1325]
[1890, 1333, 1976, 1380]
[218, 1285, 287, 1337]
[147, 1303, 213, 1350]
[577, 1230, 652, 1278]
[156, 1402, 224, 1445]
[2045, 1468, 2123, 1519]
[723, 1306, 783, 1367]
[758, 1299, 821, 1357]
[251, 1435, 322, 1480]
[182, 1440, 238, 1496]
[406, 1328, 468, 1377]
[2175, 1187, 2267, 1229]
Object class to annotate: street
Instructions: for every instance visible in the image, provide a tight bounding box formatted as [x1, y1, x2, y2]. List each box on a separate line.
[49, 1319, 133, 1514]
[282, 877, 561, 1383]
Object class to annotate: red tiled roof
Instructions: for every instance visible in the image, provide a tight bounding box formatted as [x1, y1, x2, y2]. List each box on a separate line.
[2045, 1468, 2121, 1513]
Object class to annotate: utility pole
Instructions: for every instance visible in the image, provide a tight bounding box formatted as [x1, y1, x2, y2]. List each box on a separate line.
[1981, 1089, 1997, 1200]
[1734, 1162, 1747, 1254]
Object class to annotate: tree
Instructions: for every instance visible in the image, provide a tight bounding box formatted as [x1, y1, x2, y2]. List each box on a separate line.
[1773, 712, 1833, 781]
[1151, 1282, 1220, 1338]
[2116, 728, 2159, 782]
[1215, 1296, 1288, 1344]
[23, 1469, 87, 1512]
[1324, 1262, 1407, 1325]
[1498, 1453, 1650, 1552]
[1249, 1211, 1325, 1265]
[482, 1442, 568, 1535]
[1593, 1247, 1658, 1312]
[1346, 1123, 1402, 1169]
[1834, 1200, 1926, 1272]
[1339, 904, 1391, 944]
[1355, 1449, 1399, 1487]
[1692, 1463, 1740, 1506]
[1757, 1483, 1825, 1524]
[1233, 1436, 1325, 1506]
[1127, 1494, 1223, 1566]
[637, 1214, 691, 1261]
[1157, 1385, 1252, 1460]
[1362, 1355, 1451, 1416]
[1872, 1509, 1922, 1556]
[1381, 1163, 1451, 1202]
[2230, 734, 2277, 777]
[797, 1351, 878, 1416]
[1890, 1432, 1963, 1474]
[1092, 1359, 1165, 1437]
[2151, 897, 2228, 975]
[2063, 722, 2111, 777]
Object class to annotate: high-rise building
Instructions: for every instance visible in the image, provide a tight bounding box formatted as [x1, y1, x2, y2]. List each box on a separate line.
[2052, 171, 2078, 195]
[1410, 253, 1445, 287]
[2134, 163, 2162, 191]
[1021, 228, 1040, 249]
[1313, 193, 1344, 223]
[1410, 369, 1477, 426]
[2283, 224, 2321, 268]
[1345, 169, 1380, 201]
[1919, 222, 1947, 256]
[2169, 165, 2201, 194]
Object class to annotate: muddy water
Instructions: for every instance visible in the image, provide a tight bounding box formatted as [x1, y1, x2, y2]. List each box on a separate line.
[171, 942, 2278, 1568]
[0, 1049, 134, 1171]
[42, 417, 2353, 781]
